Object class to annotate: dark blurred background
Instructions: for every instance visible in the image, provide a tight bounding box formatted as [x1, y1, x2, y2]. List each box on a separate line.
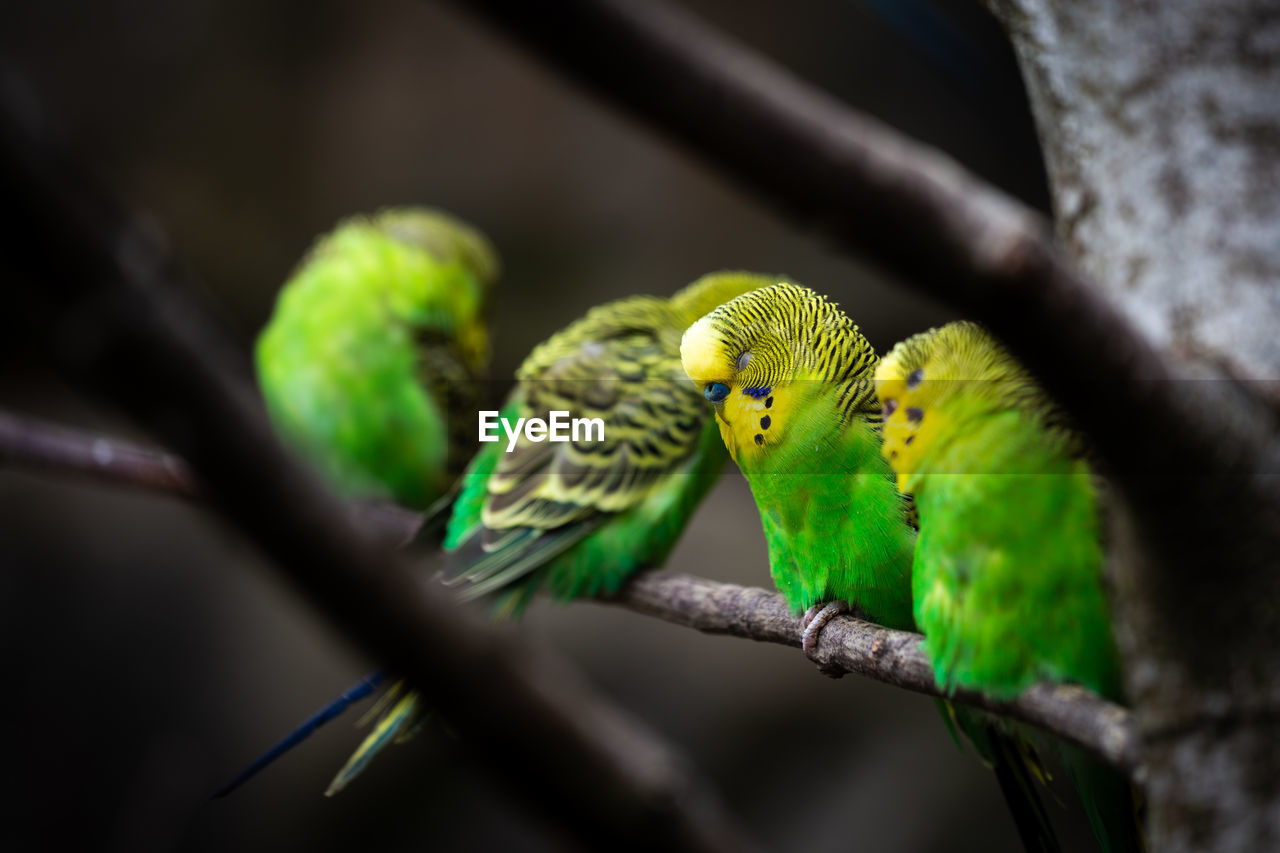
[0, 1, 1086, 850]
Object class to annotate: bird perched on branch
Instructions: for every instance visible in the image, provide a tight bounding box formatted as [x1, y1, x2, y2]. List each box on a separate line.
[440, 271, 775, 610]
[876, 321, 1143, 852]
[680, 282, 916, 637]
[217, 208, 496, 799]
[321, 270, 776, 794]
[255, 206, 498, 509]
[681, 283, 1061, 851]
[224, 271, 775, 797]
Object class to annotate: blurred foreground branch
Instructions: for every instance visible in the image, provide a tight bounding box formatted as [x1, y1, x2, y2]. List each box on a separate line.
[0, 410, 200, 498]
[0, 410, 1141, 779]
[442, 0, 1280, 490]
[0, 73, 754, 853]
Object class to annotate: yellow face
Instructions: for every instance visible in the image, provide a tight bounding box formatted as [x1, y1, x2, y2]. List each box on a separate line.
[874, 350, 948, 493]
[680, 314, 795, 464]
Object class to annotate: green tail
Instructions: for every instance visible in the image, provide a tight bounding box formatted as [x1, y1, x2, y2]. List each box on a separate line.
[1057, 741, 1145, 853]
[950, 704, 1061, 853]
[324, 682, 428, 796]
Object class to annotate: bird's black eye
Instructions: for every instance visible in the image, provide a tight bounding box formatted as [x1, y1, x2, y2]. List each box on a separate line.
[906, 368, 925, 389]
[704, 382, 730, 403]
[735, 352, 752, 371]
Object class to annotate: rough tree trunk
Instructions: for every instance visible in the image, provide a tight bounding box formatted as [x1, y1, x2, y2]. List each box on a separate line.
[988, 2, 1280, 849]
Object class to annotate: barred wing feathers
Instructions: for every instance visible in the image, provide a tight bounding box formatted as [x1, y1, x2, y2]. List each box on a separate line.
[444, 296, 712, 599]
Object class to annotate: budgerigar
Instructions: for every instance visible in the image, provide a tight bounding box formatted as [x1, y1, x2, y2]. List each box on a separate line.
[321, 271, 778, 794]
[680, 282, 915, 633]
[681, 283, 1061, 851]
[256, 207, 498, 509]
[216, 209, 497, 798]
[876, 321, 1143, 852]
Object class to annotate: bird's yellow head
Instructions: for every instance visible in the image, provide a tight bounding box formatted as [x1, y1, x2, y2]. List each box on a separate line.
[875, 321, 1023, 492]
[874, 330, 947, 493]
[681, 282, 874, 463]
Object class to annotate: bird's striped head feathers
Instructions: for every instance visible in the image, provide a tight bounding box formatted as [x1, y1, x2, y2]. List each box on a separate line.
[680, 282, 880, 462]
[669, 271, 785, 326]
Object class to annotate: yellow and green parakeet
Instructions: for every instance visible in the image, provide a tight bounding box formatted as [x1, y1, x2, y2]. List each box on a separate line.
[681, 283, 1061, 851]
[875, 321, 1143, 852]
[281, 271, 779, 795]
[217, 208, 497, 798]
[255, 207, 498, 509]
[680, 281, 916, 634]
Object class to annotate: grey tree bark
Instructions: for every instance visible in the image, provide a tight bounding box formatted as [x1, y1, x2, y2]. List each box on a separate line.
[988, 2, 1280, 849]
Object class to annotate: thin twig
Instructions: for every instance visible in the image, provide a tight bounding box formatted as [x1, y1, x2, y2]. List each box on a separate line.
[0, 73, 756, 853]
[0, 409, 1143, 778]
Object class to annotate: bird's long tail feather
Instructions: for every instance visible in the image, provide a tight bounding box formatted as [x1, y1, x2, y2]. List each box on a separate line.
[325, 683, 426, 796]
[990, 728, 1062, 853]
[1057, 741, 1146, 853]
[948, 703, 1061, 853]
[213, 669, 390, 798]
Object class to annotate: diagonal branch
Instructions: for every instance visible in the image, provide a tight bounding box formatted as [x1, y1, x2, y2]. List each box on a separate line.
[440, 0, 1280, 495]
[0, 410, 1142, 779]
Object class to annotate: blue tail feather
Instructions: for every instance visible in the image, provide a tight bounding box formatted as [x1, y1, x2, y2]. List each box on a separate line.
[212, 669, 390, 798]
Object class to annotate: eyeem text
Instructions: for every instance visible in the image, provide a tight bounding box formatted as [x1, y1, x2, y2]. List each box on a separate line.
[479, 410, 606, 452]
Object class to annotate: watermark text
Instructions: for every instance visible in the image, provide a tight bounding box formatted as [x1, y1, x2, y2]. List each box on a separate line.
[479, 410, 605, 452]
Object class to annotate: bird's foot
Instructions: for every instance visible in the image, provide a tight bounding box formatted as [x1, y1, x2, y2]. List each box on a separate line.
[800, 601, 849, 673]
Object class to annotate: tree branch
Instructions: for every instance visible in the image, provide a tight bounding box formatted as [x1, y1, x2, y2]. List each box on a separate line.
[0, 71, 755, 853]
[613, 573, 1141, 779]
[0, 410, 200, 498]
[0, 409, 1142, 779]
[0, 409, 427, 546]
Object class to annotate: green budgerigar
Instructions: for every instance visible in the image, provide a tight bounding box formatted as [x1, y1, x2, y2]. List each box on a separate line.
[681, 283, 1062, 851]
[322, 271, 777, 793]
[256, 207, 498, 509]
[680, 281, 915, 635]
[875, 321, 1143, 851]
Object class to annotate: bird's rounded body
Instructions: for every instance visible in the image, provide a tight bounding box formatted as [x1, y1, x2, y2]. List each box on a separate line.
[737, 389, 916, 630]
[877, 321, 1140, 851]
[255, 207, 497, 508]
[876, 321, 1121, 699]
[909, 409, 1118, 698]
